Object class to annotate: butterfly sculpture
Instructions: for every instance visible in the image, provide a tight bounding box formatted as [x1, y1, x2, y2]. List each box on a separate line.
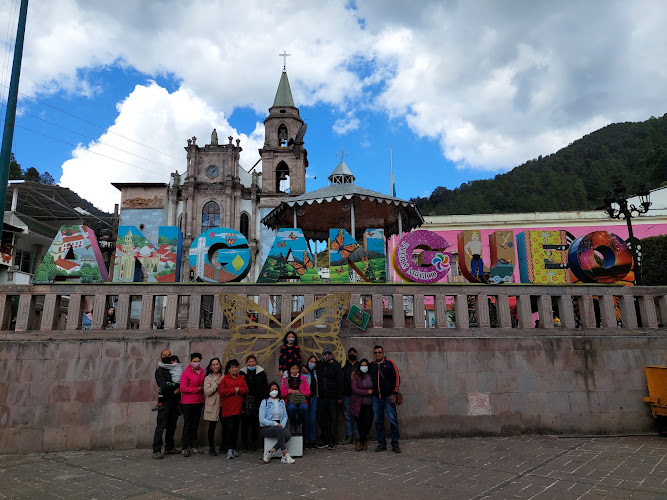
[219, 292, 349, 367]
[330, 228, 360, 259]
[289, 251, 315, 275]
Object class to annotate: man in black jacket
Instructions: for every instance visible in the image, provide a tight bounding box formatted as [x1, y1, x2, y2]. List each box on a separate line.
[342, 347, 359, 444]
[369, 344, 401, 453]
[152, 348, 180, 459]
[316, 348, 343, 449]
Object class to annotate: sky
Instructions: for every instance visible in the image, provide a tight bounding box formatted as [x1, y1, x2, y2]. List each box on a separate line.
[1, 0, 666, 214]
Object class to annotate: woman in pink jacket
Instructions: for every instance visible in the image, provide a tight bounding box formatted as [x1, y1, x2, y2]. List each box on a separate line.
[179, 352, 206, 457]
[280, 362, 310, 433]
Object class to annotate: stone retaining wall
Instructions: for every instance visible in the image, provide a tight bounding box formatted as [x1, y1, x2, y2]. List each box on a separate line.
[0, 329, 665, 452]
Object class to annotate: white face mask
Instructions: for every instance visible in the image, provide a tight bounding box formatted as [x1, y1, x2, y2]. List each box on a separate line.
[269, 390, 279, 398]
[360, 366, 368, 373]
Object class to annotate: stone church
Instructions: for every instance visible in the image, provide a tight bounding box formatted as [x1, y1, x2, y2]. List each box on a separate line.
[113, 69, 309, 281]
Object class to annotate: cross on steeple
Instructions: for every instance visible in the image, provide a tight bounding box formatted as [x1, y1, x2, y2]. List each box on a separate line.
[279, 51, 291, 70]
[336, 147, 349, 161]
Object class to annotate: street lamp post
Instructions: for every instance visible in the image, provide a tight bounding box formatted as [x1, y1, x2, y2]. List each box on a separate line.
[602, 181, 651, 285]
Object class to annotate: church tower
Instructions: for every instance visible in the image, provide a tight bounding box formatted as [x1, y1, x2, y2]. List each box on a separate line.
[259, 69, 308, 196]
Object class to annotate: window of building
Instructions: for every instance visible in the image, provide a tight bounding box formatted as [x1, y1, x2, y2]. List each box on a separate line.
[202, 201, 220, 232]
[15, 249, 34, 273]
[240, 212, 250, 239]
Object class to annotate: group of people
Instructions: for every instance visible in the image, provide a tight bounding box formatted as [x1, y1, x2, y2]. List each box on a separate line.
[152, 331, 402, 465]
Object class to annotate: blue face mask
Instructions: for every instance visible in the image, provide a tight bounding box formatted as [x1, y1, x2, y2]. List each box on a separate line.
[308, 363, 316, 370]
[247, 366, 256, 371]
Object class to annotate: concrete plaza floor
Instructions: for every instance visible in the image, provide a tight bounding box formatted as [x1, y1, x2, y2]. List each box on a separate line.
[0, 435, 666, 499]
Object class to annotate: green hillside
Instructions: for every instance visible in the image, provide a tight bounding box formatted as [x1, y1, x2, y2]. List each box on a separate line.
[414, 114, 667, 215]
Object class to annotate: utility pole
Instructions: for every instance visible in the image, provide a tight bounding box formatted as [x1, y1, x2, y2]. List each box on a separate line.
[0, 0, 30, 230]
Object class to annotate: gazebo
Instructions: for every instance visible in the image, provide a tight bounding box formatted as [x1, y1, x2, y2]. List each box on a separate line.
[261, 160, 424, 241]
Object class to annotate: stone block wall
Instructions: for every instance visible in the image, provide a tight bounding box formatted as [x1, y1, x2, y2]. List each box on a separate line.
[0, 329, 665, 453]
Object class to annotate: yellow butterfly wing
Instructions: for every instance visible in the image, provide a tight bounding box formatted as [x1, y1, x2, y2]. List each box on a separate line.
[219, 292, 350, 367]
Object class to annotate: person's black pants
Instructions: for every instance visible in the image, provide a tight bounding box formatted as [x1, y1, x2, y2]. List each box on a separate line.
[318, 397, 338, 446]
[241, 413, 260, 449]
[221, 414, 241, 451]
[153, 397, 179, 452]
[207, 410, 221, 449]
[181, 403, 203, 450]
[356, 404, 374, 443]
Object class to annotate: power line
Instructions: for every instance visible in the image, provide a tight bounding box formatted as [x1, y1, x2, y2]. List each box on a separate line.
[0, 82, 183, 162]
[0, 0, 19, 111]
[15, 123, 167, 178]
[4, 103, 181, 171]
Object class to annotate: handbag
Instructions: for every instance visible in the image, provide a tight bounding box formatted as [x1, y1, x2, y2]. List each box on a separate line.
[287, 392, 306, 406]
[242, 395, 256, 416]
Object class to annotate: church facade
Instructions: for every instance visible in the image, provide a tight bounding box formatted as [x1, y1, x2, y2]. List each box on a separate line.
[113, 69, 309, 281]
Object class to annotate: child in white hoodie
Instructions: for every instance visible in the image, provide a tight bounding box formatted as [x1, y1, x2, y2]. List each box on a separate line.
[153, 355, 183, 411]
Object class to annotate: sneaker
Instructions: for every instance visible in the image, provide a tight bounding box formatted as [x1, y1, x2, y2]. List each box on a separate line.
[182, 449, 190, 457]
[392, 445, 402, 453]
[226, 449, 234, 459]
[375, 445, 387, 452]
[263, 450, 272, 463]
[191, 447, 203, 454]
[152, 451, 163, 459]
[281, 453, 296, 464]
[165, 448, 180, 455]
[316, 442, 328, 449]
[327, 444, 335, 450]
[231, 449, 238, 458]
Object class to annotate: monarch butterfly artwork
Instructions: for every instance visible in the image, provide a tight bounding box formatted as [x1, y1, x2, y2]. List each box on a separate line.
[220, 293, 349, 367]
[288, 232, 298, 241]
[330, 228, 359, 259]
[277, 241, 286, 248]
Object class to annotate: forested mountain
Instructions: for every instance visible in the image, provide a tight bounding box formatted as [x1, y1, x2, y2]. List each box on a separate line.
[413, 114, 667, 215]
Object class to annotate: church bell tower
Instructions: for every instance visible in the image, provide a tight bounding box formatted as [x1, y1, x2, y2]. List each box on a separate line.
[259, 67, 308, 196]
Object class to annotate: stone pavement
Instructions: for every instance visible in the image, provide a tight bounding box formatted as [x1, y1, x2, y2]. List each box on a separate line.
[0, 435, 666, 499]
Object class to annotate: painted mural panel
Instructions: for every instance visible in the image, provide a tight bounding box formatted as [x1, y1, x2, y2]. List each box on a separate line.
[257, 229, 319, 282]
[362, 229, 387, 282]
[457, 230, 489, 283]
[33, 225, 108, 283]
[489, 230, 515, 284]
[517, 230, 572, 284]
[114, 226, 183, 282]
[328, 228, 386, 283]
[189, 228, 251, 283]
[392, 230, 451, 283]
[568, 231, 634, 284]
[156, 226, 183, 282]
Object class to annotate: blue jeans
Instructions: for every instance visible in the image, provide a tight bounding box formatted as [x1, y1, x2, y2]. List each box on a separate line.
[287, 403, 308, 429]
[343, 395, 359, 439]
[373, 396, 400, 447]
[306, 396, 318, 443]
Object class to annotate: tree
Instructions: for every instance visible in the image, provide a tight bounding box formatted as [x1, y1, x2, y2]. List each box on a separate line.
[9, 153, 23, 180]
[24, 167, 41, 182]
[639, 235, 667, 285]
[39, 172, 55, 185]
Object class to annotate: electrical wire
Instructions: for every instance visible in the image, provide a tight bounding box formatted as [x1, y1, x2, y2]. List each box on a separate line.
[3, 103, 181, 171]
[0, 82, 183, 162]
[0, 0, 19, 117]
[14, 123, 166, 178]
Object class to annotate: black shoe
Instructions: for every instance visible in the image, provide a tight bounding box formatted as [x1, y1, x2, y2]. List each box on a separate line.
[316, 442, 328, 449]
[209, 447, 217, 456]
[392, 445, 401, 453]
[327, 443, 335, 449]
[375, 445, 387, 452]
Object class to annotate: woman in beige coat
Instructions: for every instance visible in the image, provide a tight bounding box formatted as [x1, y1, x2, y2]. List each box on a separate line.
[204, 357, 224, 456]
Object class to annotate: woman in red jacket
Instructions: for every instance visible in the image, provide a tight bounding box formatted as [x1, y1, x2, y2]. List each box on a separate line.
[179, 352, 206, 457]
[218, 359, 248, 459]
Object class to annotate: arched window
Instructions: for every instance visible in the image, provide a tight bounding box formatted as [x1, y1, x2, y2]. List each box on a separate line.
[202, 201, 220, 232]
[276, 161, 290, 193]
[240, 212, 250, 239]
[278, 124, 288, 147]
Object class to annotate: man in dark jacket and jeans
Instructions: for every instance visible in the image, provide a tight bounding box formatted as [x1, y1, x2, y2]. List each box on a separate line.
[369, 344, 401, 453]
[316, 347, 343, 449]
[152, 348, 180, 459]
[342, 347, 359, 444]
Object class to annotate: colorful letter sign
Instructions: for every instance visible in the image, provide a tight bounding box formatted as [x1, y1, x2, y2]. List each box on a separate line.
[329, 228, 386, 283]
[257, 228, 319, 282]
[568, 231, 633, 283]
[517, 230, 572, 284]
[392, 230, 451, 283]
[113, 226, 182, 282]
[189, 228, 250, 282]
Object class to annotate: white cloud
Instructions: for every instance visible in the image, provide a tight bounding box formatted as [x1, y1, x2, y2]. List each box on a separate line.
[332, 112, 360, 135]
[58, 82, 264, 212]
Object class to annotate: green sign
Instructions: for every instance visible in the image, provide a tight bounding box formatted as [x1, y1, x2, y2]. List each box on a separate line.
[347, 304, 370, 331]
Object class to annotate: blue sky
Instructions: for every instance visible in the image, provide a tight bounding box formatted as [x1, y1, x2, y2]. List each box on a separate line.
[2, 0, 666, 212]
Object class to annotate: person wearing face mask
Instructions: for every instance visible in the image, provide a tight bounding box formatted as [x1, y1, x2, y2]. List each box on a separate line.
[218, 359, 248, 459]
[281, 362, 311, 433]
[203, 358, 224, 456]
[342, 347, 360, 444]
[240, 354, 268, 451]
[152, 349, 181, 459]
[278, 331, 301, 377]
[350, 359, 374, 451]
[179, 352, 206, 457]
[315, 348, 344, 449]
[301, 355, 319, 448]
[259, 382, 295, 464]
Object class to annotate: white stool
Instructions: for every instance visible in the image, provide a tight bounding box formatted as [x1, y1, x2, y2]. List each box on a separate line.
[263, 435, 303, 458]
